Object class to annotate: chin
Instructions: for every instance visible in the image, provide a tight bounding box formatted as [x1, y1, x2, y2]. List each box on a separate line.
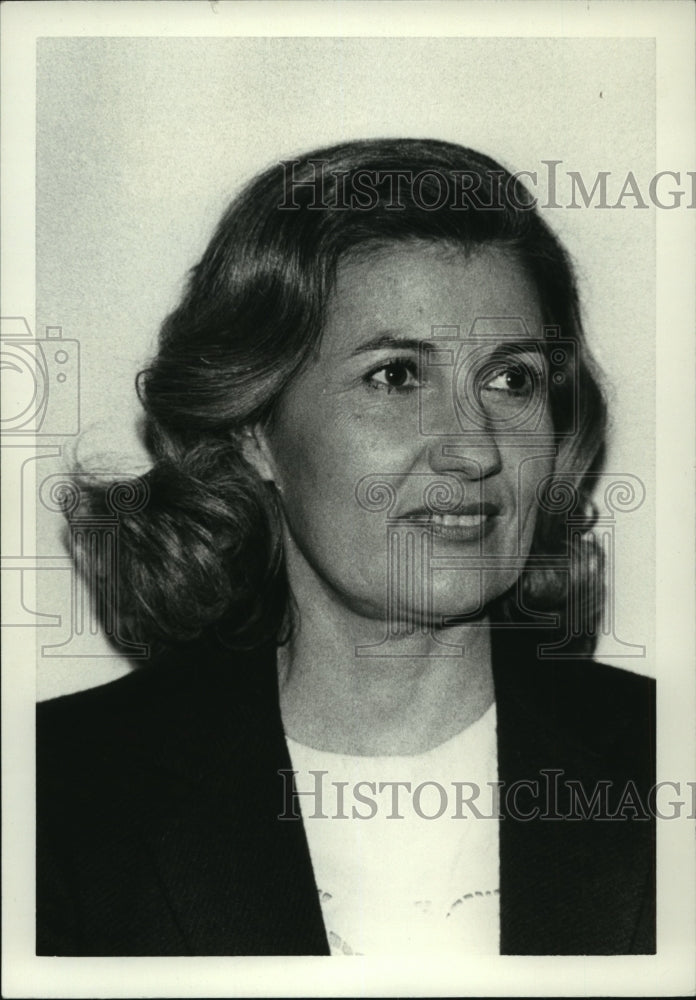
[374, 590, 502, 632]
[332, 568, 519, 630]
[427, 573, 517, 618]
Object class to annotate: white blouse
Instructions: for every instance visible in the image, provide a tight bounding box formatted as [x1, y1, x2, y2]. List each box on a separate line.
[286, 702, 500, 956]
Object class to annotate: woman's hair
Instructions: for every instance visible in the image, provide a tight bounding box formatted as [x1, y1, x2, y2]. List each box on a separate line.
[73, 137, 607, 655]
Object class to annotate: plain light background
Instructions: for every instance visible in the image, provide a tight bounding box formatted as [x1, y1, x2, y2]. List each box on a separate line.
[34, 35, 657, 699]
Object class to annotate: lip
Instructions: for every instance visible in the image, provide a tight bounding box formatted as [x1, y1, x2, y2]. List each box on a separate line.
[395, 502, 501, 542]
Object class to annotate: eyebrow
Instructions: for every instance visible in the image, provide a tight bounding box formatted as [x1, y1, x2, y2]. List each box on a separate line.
[350, 332, 545, 357]
[350, 332, 422, 356]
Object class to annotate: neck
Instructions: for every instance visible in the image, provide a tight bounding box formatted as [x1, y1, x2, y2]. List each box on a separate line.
[277, 560, 495, 756]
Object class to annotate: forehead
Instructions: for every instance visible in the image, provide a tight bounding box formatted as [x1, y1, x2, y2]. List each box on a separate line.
[322, 243, 543, 352]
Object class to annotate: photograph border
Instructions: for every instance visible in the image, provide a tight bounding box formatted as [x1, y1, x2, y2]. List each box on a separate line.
[2, 2, 694, 997]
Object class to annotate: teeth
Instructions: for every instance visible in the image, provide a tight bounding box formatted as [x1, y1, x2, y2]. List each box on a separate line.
[431, 513, 486, 526]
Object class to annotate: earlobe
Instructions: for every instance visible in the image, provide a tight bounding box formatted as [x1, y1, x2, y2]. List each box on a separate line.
[239, 425, 277, 483]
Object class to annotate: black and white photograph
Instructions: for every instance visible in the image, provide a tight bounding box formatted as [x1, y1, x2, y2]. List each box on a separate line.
[2, 1, 694, 996]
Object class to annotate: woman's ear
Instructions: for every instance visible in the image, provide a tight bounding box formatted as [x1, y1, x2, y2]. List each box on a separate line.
[239, 425, 277, 483]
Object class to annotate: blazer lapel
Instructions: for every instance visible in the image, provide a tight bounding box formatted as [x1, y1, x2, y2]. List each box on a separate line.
[492, 639, 654, 954]
[126, 639, 329, 955]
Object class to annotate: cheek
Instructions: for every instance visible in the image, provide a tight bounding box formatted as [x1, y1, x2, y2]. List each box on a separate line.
[269, 406, 377, 533]
[271, 399, 416, 500]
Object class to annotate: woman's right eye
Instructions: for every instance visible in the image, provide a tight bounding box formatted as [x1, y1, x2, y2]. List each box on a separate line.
[365, 359, 420, 393]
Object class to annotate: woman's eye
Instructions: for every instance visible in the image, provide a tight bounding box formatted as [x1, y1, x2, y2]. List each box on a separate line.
[481, 363, 537, 397]
[366, 360, 420, 393]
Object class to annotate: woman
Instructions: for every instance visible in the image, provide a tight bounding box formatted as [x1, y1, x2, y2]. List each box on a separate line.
[36, 138, 655, 956]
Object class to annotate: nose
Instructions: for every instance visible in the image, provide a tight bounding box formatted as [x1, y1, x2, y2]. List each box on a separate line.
[426, 428, 502, 481]
[421, 362, 503, 480]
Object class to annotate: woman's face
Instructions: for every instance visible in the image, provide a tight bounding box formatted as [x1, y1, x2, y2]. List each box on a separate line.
[249, 243, 555, 628]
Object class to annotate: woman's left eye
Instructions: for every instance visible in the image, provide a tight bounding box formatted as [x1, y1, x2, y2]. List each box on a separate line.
[365, 359, 420, 393]
[481, 363, 537, 396]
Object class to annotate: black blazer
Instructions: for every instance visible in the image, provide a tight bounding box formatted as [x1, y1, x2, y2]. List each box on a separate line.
[36, 628, 655, 956]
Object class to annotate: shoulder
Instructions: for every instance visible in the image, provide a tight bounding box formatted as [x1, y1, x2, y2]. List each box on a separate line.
[523, 654, 654, 715]
[493, 635, 655, 777]
[542, 655, 654, 720]
[537, 657, 654, 761]
[493, 629, 654, 719]
[37, 632, 277, 787]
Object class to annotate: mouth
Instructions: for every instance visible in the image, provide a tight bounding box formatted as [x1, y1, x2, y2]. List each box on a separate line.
[396, 502, 500, 542]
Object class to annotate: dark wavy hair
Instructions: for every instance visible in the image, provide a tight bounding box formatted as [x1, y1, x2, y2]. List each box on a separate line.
[73, 137, 607, 656]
